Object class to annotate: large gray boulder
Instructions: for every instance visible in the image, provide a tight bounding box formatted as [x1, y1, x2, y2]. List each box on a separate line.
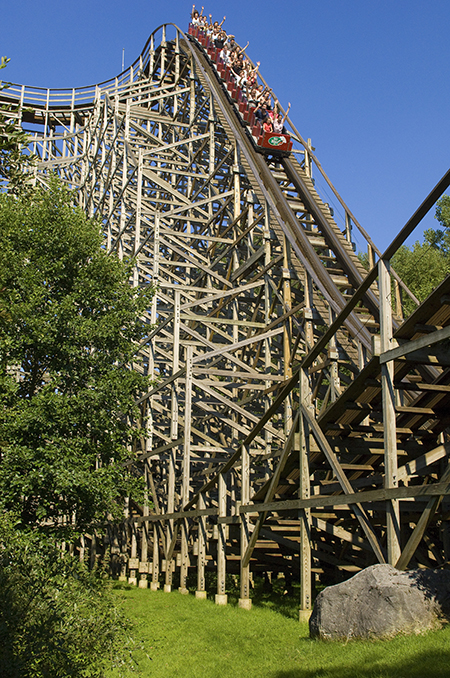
[309, 564, 450, 640]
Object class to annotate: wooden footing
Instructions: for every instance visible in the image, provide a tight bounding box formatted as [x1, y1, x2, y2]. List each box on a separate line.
[150, 581, 160, 591]
[299, 609, 312, 623]
[163, 584, 172, 593]
[195, 590, 207, 599]
[215, 593, 228, 606]
[238, 598, 252, 610]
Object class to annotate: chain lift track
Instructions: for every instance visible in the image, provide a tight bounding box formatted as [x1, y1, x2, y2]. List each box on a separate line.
[3, 24, 450, 614]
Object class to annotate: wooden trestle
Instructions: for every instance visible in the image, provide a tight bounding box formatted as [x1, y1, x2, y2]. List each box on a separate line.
[4, 23, 450, 618]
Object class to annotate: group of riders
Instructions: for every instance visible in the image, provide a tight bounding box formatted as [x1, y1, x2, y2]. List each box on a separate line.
[190, 6, 291, 135]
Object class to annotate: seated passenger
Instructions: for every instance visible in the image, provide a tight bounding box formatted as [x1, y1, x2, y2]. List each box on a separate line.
[237, 42, 250, 56]
[245, 61, 260, 88]
[273, 101, 291, 134]
[254, 101, 269, 123]
[247, 86, 260, 108]
[226, 35, 237, 51]
[263, 89, 273, 111]
[263, 118, 273, 133]
[214, 30, 227, 50]
[209, 14, 226, 30]
[191, 4, 204, 26]
[219, 44, 231, 66]
[231, 54, 244, 83]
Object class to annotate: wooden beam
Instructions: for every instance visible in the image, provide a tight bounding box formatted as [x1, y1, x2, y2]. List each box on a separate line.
[239, 481, 450, 515]
[396, 463, 450, 570]
[380, 325, 450, 364]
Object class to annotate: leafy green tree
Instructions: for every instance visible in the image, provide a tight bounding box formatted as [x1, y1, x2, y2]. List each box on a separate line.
[0, 62, 149, 677]
[0, 179, 151, 537]
[391, 194, 450, 316]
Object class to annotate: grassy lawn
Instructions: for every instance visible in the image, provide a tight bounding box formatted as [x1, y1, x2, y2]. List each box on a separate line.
[107, 582, 450, 678]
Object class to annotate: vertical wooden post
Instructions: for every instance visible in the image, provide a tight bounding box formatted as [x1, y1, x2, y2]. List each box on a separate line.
[119, 498, 129, 581]
[215, 472, 228, 605]
[164, 289, 180, 592]
[303, 271, 315, 350]
[394, 278, 403, 321]
[328, 307, 340, 402]
[264, 202, 273, 460]
[368, 243, 375, 270]
[299, 368, 312, 622]
[305, 139, 312, 178]
[139, 460, 150, 588]
[379, 258, 401, 565]
[150, 524, 160, 590]
[133, 148, 143, 287]
[239, 444, 252, 610]
[283, 236, 293, 433]
[345, 212, 352, 244]
[128, 521, 138, 586]
[79, 534, 85, 563]
[180, 344, 193, 594]
[195, 492, 207, 599]
[89, 531, 97, 570]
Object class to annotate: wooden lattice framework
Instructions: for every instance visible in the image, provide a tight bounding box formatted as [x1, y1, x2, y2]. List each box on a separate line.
[4, 23, 450, 618]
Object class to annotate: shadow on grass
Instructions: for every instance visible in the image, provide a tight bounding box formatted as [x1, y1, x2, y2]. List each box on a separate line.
[175, 571, 305, 620]
[248, 578, 303, 620]
[111, 582, 136, 591]
[273, 648, 450, 678]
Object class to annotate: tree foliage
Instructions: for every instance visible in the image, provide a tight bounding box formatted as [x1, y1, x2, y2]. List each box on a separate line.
[0, 61, 150, 676]
[392, 194, 450, 315]
[0, 515, 132, 678]
[0, 179, 152, 537]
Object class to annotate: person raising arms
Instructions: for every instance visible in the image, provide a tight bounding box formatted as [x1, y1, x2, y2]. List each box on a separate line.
[273, 100, 291, 134]
[191, 4, 204, 26]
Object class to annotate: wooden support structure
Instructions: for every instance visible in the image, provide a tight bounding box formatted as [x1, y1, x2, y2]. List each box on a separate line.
[5, 22, 450, 611]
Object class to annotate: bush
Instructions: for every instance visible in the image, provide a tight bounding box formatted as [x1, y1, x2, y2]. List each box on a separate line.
[0, 514, 132, 678]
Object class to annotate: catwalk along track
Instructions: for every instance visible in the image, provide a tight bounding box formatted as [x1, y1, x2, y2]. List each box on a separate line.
[3, 23, 450, 617]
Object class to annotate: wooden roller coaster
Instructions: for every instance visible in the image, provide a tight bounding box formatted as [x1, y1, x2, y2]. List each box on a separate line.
[3, 23, 450, 619]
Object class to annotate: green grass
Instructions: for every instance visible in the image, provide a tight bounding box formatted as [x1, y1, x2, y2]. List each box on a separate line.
[108, 584, 450, 678]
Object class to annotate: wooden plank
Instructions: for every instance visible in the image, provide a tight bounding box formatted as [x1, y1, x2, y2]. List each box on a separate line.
[379, 258, 401, 565]
[311, 516, 373, 553]
[396, 463, 450, 570]
[398, 443, 450, 482]
[394, 382, 450, 392]
[191, 326, 284, 364]
[239, 481, 450, 515]
[381, 325, 450, 364]
[139, 507, 219, 523]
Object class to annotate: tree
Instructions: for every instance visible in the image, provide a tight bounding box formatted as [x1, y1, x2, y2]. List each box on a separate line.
[0, 179, 151, 537]
[0, 61, 149, 676]
[391, 194, 450, 316]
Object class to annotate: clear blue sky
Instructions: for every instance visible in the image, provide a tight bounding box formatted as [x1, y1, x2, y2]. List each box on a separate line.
[2, 0, 450, 252]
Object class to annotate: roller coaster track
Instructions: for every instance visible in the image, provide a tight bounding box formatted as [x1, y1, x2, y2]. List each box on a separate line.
[3, 23, 450, 613]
